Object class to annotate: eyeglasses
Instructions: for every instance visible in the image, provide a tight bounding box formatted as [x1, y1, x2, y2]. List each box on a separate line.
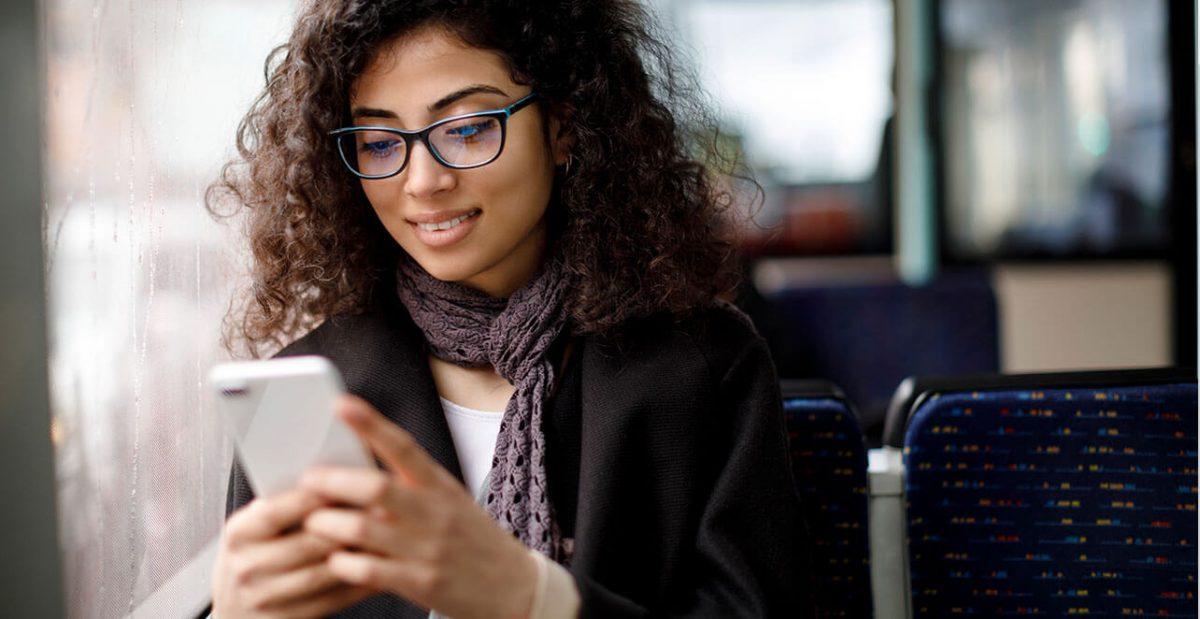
[330, 92, 538, 179]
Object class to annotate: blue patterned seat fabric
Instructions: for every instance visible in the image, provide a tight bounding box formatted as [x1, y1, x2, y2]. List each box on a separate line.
[904, 382, 1198, 617]
[783, 392, 872, 618]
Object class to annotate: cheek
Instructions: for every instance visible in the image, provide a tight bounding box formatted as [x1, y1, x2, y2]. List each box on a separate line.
[482, 166, 553, 237]
[483, 139, 555, 224]
[361, 182, 407, 230]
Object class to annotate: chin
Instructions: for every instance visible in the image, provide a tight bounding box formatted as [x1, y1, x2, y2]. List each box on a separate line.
[405, 249, 483, 283]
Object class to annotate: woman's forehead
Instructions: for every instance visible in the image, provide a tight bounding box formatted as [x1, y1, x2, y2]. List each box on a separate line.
[351, 26, 514, 119]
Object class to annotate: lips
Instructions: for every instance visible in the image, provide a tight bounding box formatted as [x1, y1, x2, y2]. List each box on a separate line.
[406, 208, 482, 249]
[405, 207, 481, 225]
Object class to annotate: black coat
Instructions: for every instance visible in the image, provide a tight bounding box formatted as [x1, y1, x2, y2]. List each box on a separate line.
[224, 292, 813, 618]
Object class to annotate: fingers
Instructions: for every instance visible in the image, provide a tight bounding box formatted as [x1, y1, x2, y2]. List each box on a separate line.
[254, 561, 342, 607]
[328, 550, 435, 601]
[301, 466, 396, 507]
[336, 395, 446, 487]
[245, 563, 366, 616]
[304, 506, 424, 558]
[243, 530, 340, 576]
[299, 466, 428, 515]
[225, 488, 323, 548]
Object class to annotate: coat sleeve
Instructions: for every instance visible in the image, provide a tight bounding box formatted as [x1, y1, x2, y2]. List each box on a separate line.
[574, 331, 815, 618]
[224, 456, 255, 520]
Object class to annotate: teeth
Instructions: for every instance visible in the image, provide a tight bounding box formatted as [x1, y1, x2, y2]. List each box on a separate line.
[417, 210, 477, 232]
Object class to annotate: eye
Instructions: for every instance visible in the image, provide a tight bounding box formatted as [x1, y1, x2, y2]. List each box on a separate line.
[446, 120, 496, 142]
[359, 139, 401, 158]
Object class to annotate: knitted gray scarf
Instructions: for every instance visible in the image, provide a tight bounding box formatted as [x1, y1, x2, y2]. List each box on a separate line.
[394, 251, 573, 565]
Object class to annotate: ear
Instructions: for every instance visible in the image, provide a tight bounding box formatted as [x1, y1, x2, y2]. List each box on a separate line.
[547, 104, 576, 166]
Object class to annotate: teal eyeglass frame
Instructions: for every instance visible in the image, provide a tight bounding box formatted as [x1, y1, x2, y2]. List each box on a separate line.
[330, 92, 539, 179]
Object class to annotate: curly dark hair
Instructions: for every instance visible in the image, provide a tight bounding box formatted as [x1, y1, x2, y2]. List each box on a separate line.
[208, 0, 755, 358]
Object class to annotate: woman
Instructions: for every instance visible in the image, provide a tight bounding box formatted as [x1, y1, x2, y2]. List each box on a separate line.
[208, 0, 811, 617]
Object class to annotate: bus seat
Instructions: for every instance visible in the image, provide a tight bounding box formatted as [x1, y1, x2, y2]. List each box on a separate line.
[765, 269, 999, 446]
[781, 380, 873, 618]
[880, 368, 1197, 617]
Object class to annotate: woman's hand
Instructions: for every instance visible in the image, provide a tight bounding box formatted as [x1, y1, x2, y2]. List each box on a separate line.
[300, 394, 539, 619]
[212, 488, 378, 617]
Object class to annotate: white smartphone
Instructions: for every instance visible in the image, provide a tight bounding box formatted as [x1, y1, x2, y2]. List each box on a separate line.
[209, 355, 374, 497]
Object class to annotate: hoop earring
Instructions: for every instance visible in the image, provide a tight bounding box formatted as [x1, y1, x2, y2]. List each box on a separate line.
[562, 154, 575, 176]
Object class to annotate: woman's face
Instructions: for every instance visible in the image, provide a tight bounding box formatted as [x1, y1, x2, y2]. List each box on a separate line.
[349, 26, 567, 297]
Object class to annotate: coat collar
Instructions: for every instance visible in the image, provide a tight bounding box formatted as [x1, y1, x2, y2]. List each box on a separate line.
[335, 294, 466, 485]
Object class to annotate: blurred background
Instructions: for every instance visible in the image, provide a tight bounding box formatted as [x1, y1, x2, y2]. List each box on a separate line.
[1, 0, 1195, 617]
[657, 0, 1194, 437]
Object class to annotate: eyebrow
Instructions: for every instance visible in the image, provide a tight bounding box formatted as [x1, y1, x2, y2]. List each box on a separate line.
[351, 84, 510, 120]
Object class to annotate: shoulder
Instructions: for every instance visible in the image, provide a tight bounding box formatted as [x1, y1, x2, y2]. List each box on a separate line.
[589, 299, 769, 385]
[677, 299, 771, 385]
[272, 303, 416, 360]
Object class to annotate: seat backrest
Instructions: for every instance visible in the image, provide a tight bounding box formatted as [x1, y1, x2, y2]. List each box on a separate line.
[767, 269, 999, 442]
[896, 369, 1197, 617]
[781, 380, 873, 618]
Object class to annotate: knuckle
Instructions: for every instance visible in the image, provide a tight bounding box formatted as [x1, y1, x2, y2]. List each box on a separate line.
[366, 474, 390, 503]
[350, 517, 372, 545]
[230, 557, 257, 587]
[245, 501, 274, 529]
[358, 561, 383, 588]
[258, 504, 286, 531]
[218, 530, 239, 553]
[302, 566, 326, 591]
[414, 569, 444, 599]
[395, 436, 418, 459]
[223, 514, 252, 545]
[306, 533, 336, 556]
[295, 487, 320, 509]
[426, 537, 450, 565]
[246, 589, 272, 613]
[433, 511, 457, 538]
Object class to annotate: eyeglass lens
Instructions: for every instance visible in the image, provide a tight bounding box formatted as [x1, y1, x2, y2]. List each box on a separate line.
[338, 115, 504, 177]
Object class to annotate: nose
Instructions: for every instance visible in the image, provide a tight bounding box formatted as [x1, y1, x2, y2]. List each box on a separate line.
[403, 140, 456, 199]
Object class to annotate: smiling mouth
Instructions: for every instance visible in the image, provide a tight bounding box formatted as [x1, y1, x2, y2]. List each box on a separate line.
[409, 208, 482, 231]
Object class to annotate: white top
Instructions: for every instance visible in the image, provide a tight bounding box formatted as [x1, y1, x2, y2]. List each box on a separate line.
[439, 397, 505, 499]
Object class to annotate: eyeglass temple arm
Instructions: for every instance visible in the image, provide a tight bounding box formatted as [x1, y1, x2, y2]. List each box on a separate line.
[503, 92, 539, 116]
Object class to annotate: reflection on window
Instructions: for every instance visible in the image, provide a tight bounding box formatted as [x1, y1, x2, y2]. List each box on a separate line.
[42, 1, 296, 616]
[669, 0, 894, 254]
[940, 0, 1171, 258]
